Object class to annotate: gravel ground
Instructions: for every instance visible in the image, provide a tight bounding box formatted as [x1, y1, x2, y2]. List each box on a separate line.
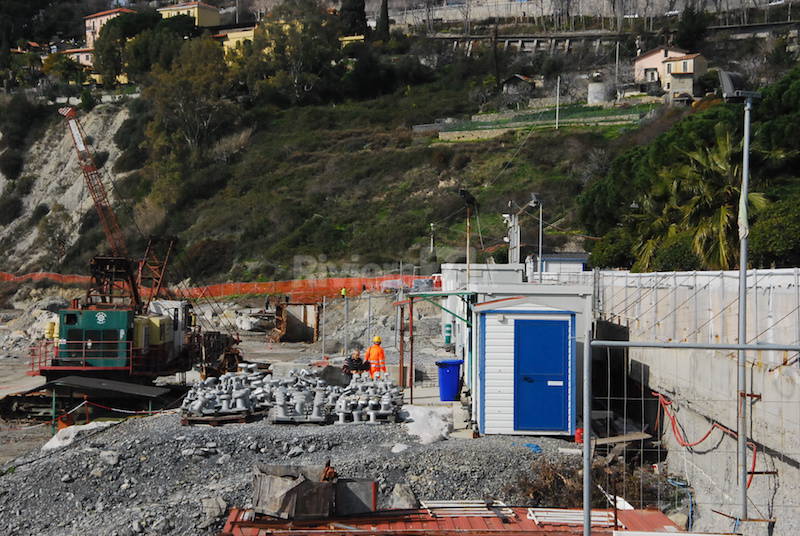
[0, 413, 573, 536]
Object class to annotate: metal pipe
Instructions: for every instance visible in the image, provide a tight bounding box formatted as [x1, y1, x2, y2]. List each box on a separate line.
[538, 202, 543, 283]
[51, 389, 57, 435]
[738, 95, 754, 521]
[582, 294, 593, 536]
[409, 298, 415, 404]
[590, 340, 800, 352]
[344, 295, 349, 357]
[399, 305, 405, 388]
[321, 296, 326, 355]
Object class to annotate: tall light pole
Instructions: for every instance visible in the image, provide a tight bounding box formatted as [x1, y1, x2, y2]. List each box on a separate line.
[719, 70, 761, 522]
[531, 193, 543, 283]
[460, 189, 478, 285]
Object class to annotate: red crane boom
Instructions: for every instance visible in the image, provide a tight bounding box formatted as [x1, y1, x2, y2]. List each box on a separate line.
[59, 106, 176, 312]
[59, 106, 129, 258]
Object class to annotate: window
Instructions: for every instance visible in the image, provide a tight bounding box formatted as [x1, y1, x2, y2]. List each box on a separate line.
[683, 61, 688, 72]
[65, 313, 79, 325]
[667, 63, 672, 74]
[666, 83, 671, 89]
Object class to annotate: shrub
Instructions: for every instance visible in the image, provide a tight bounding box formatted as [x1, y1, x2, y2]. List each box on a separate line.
[650, 232, 703, 272]
[751, 195, 800, 267]
[0, 149, 23, 180]
[588, 228, 634, 269]
[80, 89, 97, 111]
[94, 150, 110, 169]
[14, 175, 36, 196]
[29, 203, 50, 225]
[0, 194, 23, 225]
[179, 239, 235, 281]
[113, 147, 147, 173]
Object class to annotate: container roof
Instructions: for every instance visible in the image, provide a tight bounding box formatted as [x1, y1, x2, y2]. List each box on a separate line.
[473, 295, 575, 313]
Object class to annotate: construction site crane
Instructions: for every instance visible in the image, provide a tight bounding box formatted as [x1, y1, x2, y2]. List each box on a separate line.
[55, 107, 241, 375]
[58, 106, 172, 313]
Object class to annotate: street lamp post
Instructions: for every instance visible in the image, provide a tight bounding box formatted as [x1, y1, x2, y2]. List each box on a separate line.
[719, 70, 761, 522]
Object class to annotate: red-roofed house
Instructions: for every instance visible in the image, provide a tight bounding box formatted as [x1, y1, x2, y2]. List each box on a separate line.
[633, 46, 686, 86]
[64, 47, 94, 68]
[157, 2, 221, 27]
[662, 53, 708, 101]
[84, 7, 136, 48]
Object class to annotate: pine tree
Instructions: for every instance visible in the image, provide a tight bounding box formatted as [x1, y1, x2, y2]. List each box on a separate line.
[376, 0, 390, 41]
[340, 0, 368, 36]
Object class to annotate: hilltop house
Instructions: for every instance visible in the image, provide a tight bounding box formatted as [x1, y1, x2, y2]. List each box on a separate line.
[212, 25, 257, 54]
[501, 74, 536, 96]
[85, 7, 135, 49]
[633, 46, 686, 87]
[64, 47, 94, 67]
[158, 2, 221, 27]
[79, 7, 136, 68]
[662, 53, 708, 102]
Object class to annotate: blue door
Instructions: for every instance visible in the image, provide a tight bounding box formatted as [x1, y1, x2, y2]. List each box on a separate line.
[513, 319, 568, 431]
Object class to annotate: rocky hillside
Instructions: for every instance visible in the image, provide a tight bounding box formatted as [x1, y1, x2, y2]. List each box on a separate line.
[0, 102, 129, 273]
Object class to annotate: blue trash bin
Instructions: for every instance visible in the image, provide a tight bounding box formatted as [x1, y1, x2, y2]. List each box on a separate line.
[436, 359, 463, 401]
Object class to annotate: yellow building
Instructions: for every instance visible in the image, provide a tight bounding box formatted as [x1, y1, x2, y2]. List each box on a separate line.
[212, 26, 256, 53]
[157, 1, 221, 27]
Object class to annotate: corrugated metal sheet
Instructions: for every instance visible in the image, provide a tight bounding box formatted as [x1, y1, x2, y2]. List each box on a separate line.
[220, 507, 680, 535]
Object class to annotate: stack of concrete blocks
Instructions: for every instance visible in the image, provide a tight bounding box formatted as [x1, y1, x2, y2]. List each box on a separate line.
[181, 366, 404, 425]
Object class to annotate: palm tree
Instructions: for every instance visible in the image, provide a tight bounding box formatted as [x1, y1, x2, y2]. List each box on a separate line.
[632, 123, 768, 271]
[677, 124, 768, 269]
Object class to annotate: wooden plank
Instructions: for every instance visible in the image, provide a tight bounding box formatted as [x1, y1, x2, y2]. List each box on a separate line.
[592, 431, 651, 445]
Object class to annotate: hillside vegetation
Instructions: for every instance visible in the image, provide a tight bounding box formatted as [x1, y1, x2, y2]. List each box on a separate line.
[3, 0, 800, 279]
[582, 67, 800, 271]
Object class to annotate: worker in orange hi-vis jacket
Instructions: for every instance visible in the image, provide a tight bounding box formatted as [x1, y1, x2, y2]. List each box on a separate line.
[364, 336, 387, 378]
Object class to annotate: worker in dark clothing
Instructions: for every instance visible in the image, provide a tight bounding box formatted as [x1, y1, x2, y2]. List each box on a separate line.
[343, 349, 370, 376]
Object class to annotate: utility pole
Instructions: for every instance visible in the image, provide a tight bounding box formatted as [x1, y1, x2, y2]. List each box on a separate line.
[429, 223, 435, 254]
[504, 211, 520, 264]
[555, 75, 561, 130]
[466, 206, 472, 284]
[615, 41, 620, 96]
[459, 189, 477, 285]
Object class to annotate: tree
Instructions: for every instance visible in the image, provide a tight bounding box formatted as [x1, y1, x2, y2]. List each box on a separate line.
[94, 22, 125, 86]
[675, 6, 709, 51]
[250, 0, 342, 105]
[751, 194, 800, 267]
[0, 0, 50, 69]
[632, 124, 768, 271]
[93, 10, 165, 86]
[144, 37, 234, 152]
[340, 0, 368, 36]
[42, 53, 83, 84]
[375, 0, 389, 41]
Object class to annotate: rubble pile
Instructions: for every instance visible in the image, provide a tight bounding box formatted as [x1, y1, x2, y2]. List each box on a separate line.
[182, 366, 404, 425]
[0, 413, 570, 536]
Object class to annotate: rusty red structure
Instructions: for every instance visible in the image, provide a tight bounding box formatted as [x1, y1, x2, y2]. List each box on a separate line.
[220, 507, 681, 536]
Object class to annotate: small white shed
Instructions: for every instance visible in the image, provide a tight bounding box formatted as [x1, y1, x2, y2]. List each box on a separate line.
[470, 297, 576, 436]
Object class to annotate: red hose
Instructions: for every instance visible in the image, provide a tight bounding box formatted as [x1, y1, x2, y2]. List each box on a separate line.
[654, 392, 758, 488]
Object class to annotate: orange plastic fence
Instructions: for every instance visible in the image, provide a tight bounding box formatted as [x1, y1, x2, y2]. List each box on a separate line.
[0, 271, 434, 302]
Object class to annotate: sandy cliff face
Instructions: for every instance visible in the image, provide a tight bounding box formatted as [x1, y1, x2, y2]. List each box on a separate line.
[0, 103, 130, 272]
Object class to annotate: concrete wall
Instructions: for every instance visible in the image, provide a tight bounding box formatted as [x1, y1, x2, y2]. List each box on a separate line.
[543, 269, 800, 535]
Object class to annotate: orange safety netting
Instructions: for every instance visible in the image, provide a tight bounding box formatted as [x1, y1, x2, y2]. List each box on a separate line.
[0, 271, 436, 302]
